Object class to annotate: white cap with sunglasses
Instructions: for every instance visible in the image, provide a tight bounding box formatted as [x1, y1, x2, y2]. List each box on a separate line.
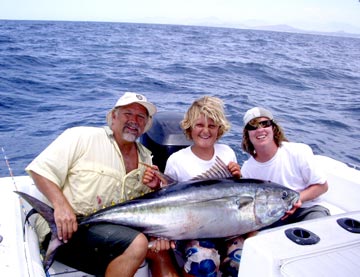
[243, 107, 274, 127]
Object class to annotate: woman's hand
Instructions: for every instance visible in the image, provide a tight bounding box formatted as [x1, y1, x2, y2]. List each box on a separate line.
[281, 199, 302, 220]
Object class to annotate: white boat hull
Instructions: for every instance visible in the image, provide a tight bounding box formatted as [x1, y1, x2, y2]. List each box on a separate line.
[239, 211, 360, 276]
[0, 155, 359, 276]
[239, 155, 360, 276]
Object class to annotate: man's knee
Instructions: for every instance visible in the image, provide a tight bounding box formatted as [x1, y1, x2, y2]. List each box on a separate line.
[128, 233, 149, 258]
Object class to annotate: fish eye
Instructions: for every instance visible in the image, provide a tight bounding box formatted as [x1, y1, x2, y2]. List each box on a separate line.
[282, 191, 288, 199]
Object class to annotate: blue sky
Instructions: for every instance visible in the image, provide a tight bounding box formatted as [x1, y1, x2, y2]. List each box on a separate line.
[1, 0, 360, 33]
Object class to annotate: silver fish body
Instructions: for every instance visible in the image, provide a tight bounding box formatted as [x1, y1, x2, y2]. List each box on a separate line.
[80, 178, 299, 239]
[16, 178, 299, 271]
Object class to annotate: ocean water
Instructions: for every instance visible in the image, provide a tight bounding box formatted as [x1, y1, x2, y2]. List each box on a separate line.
[0, 20, 359, 177]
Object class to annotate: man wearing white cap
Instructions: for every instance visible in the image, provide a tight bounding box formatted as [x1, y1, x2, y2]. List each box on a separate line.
[26, 92, 173, 276]
[241, 107, 329, 227]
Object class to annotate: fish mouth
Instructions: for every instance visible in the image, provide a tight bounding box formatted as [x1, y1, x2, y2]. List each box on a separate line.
[289, 194, 300, 209]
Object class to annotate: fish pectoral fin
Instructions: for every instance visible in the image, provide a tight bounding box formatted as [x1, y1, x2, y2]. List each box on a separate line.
[191, 156, 232, 180]
[236, 196, 254, 209]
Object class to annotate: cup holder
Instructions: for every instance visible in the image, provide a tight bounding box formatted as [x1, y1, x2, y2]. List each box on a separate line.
[337, 217, 360, 233]
[285, 227, 320, 245]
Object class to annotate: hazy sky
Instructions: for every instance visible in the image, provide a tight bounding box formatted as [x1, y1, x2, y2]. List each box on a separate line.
[1, 0, 360, 33]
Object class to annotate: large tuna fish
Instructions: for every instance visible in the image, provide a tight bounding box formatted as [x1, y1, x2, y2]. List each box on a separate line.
[16, 177, 299, 271]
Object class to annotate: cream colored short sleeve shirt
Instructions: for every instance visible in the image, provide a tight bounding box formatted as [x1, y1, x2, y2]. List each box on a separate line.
[26, 126, 153, 241]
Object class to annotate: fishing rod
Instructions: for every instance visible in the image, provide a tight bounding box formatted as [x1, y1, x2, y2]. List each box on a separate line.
[1, 147, 30, 233]
[1, 147, 51, 275]
[1, 146, 18, 190]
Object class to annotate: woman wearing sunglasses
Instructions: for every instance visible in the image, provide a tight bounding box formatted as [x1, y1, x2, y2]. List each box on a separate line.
[241, 107, 330, 228]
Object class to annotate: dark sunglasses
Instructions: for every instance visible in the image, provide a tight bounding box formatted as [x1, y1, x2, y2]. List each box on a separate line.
[245, 119, 273, 131]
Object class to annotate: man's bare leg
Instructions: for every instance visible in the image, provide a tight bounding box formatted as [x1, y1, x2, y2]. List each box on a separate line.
[105, 233, 148, 277]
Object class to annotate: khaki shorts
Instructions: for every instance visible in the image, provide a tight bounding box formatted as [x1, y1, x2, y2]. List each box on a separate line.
[262, 205, 330, 230]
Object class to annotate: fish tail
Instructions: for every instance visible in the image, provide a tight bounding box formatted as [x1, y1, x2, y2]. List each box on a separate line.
[14, 191, 62, 271]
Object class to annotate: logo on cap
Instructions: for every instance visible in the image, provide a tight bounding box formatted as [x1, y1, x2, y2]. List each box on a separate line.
[136, 94, 144, 100]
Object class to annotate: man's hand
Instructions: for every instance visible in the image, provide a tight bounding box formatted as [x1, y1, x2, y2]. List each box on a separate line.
[142, 165, 161, 189]
[28, 170, 78, 243]
[54, 202, 78, 243]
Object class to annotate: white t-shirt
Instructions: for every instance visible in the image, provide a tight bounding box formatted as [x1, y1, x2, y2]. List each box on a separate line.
[164, 144, 237, 182]
[241, 141, 327, 207]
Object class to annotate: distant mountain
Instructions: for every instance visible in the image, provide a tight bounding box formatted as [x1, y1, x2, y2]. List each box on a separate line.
[249, 24, 301, 32]
[246, 24, 360, 38]
[126, 16, 360, 38]
[185, 19, 360, 39]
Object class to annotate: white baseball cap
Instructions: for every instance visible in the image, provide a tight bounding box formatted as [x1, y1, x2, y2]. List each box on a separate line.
[243, 107, 273, 126]
[114, 92, 157, 116]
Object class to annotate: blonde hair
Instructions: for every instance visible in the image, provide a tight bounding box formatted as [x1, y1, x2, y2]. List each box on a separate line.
[181, 96, 231, 140]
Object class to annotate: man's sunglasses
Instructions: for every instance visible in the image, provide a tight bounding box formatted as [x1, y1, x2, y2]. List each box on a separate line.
[245, 119, 273, 131]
